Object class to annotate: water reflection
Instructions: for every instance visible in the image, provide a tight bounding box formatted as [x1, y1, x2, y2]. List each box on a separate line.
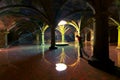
[117, 51, 120, 67]
[41, 45, 82, 71]
[40, 41, 112, 72]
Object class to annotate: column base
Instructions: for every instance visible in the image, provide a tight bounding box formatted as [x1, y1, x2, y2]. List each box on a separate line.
[49, 46, 57, 50]
[0, 46, 7, 48]
[116, 46, 120, 49]
[88, 56, 115, 73]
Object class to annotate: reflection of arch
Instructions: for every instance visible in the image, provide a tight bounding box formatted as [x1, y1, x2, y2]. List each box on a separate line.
[41, 47, 82, 70]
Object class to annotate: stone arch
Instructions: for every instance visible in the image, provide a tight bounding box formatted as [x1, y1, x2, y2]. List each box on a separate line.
[81, 27, 93, 42]
[0, 5, 48, 23]
[7, 17, 41, 46]
[0, 5, 47, 46]
[86, 2, 95, 14]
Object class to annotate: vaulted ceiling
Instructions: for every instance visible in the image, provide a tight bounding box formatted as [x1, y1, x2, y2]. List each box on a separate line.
[0, 0, 93, 21]
[0, 0, 119, 31]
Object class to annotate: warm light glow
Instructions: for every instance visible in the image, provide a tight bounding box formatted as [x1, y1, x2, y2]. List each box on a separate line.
[56, 21, 69, 43]
[56, 42, 69, 46]
[68, 20, 81, 36]
[58, 20, 67, 26]
[55, 63, 67, 71]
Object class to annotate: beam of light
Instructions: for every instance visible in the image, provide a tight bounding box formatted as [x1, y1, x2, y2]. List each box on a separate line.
[55, 63, 67, 71]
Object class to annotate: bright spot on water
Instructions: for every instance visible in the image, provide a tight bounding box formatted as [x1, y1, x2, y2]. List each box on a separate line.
[55, 63, 67, 71]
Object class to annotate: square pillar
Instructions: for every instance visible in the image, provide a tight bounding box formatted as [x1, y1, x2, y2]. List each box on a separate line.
[0, 30, 9, 48]
[88, 0, 114, 72]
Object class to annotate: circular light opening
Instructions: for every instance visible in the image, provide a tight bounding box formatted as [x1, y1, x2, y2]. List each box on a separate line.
[55, 63, 67, 71]
[58, 20, 67, 26]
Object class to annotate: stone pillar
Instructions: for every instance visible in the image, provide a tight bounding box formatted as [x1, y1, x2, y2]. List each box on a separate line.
[85, 33, 87, 43]
[41, 33, 45, 45]
[0, 30, 9, 48]
[49, 24, 57, 50]
[91, 18, 95, 46]
[90, 31, 94, 45]
[117, 26, 120, 49]
[36, 32, 40, 45]
[61, 32, 65, 43]
[88, 0, 114, 71]
[74, 31, 78, 42]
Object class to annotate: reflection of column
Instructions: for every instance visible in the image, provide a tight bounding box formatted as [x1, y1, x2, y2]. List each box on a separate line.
[42, 45, 45, 57]
[60, 48, 65, 63]
[77, 46, 80, 57]
[117, 26, 120, 49]
[118, 51, 120, 67]
[0, 30, 9, 48]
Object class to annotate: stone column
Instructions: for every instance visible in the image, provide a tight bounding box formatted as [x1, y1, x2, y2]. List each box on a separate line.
[117, 26, 120, 49]
[74, 31, 78, 42]
[49, 24, 57, 50]
[88, 0, 114, 71]
[85, 33, 87, 43]
[0, 30, 9, 48]
[91, 18, 95, 46]
[90, 31, 94, 45]
[36, 32, 40, 45]
[41, 33, 45, 45]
